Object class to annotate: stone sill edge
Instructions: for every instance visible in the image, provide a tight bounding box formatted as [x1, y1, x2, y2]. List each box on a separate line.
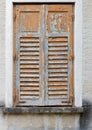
[3, 107, 83, 114]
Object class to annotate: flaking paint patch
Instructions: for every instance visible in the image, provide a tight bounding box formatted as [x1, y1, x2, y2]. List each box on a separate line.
[49, 13, 67, 33]
[16, 35, 20, 92]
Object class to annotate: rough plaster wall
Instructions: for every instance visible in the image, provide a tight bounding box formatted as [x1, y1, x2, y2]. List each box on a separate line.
[0, 0, 5, 103]
[0, 0, 92, 130]
[80, 0, 92, 130]
[82, 2, 92, 127]
[83, 0, 92, 102]
[4, 113, 80, 130]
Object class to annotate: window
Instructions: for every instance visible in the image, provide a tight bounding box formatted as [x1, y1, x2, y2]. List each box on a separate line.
[13, 4, 74, 107]
[5, 0, 82, 108]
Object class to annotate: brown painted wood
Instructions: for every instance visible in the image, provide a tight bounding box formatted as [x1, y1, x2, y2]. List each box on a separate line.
[13, 5, 19, 107]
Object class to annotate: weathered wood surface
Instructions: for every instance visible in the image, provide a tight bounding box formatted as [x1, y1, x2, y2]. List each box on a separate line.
[14, 4, 74, 106]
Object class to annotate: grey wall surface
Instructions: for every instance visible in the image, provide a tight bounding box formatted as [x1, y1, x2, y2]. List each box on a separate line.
[0, 0, 92, 130]
[0, 0, 5, 104]
[80, 0, 92, 129]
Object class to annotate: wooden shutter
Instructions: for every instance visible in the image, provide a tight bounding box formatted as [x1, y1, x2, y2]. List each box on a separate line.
[13, 4, 74, 107]
[44, 5, 74, 106]
[14, 5, 44, 106]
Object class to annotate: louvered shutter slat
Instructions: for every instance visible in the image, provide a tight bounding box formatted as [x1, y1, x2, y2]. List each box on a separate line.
[20, 38, 40, 102]
[20, 52, 39, 56]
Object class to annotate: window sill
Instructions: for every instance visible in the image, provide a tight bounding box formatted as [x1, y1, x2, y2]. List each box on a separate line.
[3, 107, 83, 114]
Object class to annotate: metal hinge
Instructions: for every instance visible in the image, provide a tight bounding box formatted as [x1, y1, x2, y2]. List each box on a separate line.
[13, 51, 18, 61]
[13, 90, 19, 107]
[70, 94, 74, 105]
[72, 14, 75, 22]
[14, 15, 16, 21]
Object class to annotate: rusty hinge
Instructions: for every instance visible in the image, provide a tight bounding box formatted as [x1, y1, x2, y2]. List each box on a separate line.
[69, 94, 74, 105]
[72, 14, 75, 22]
[69, 54, 74, 61]
[13, 51, 18, 61]
[13, 90, 19, 107]
[13, 15, 16, 21]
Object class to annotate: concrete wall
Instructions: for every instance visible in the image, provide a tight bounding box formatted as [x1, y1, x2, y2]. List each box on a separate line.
[83, 0, 92, 102]
[0, 0, 92, 130]
[0, 0, 5, 103]
[80, 0, 92, 130]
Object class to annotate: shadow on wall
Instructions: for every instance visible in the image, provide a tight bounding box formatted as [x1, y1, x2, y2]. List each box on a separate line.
[80, 100, 92, 130]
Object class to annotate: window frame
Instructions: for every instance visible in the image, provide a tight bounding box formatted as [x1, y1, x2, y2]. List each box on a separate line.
[5, 0, 82, 108]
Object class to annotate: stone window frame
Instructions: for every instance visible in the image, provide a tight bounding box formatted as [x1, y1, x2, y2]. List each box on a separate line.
[5, 0, 82, 108]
